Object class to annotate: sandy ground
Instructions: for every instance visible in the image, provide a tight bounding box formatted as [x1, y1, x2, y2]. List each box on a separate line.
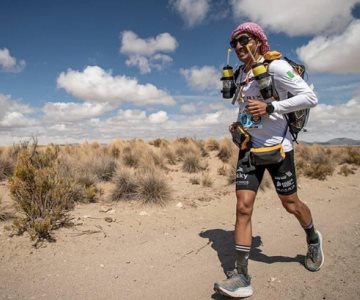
[0, 155, 359, 300]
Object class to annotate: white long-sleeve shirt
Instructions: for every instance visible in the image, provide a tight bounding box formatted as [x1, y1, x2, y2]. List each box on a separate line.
[234, 58, 318, 152]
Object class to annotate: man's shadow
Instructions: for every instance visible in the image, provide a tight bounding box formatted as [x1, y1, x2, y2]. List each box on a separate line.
[200, 229, 305, 273]
[200, 229, 304, 299]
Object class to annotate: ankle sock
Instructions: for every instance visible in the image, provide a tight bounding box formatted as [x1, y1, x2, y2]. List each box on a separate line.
[303, 221, 319, 244]
[235, 244, 250, 276]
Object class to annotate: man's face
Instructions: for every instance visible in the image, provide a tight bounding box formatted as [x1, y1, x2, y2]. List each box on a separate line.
[230, 33, 258, 62]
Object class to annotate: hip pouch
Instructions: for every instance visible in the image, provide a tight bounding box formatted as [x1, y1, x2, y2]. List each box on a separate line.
[250, 144, 285, 165]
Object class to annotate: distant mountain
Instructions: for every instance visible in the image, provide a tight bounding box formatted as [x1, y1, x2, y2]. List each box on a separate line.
[319, 138, 360, 145]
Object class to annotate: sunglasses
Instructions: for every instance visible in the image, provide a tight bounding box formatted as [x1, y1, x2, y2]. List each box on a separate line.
[230, 35, 251, 48]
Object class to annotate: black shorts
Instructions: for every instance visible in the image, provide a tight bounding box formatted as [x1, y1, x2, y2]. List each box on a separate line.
[235, 150, 297, 195]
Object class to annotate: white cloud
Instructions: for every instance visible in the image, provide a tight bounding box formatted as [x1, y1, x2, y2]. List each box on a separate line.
[180, 103, 197, 113]
[0, 48, 26, 72]
[230, 0, 360, 36]
[43, 102, 112, 122]
[120, 31, 178, 73]
[170, 0, 210, 28]
[149, 111, 168, 123]
[0, 94, 36, 129]
[302, 97, 360, 142]
[180, 65, 222, 92]
[297, 20, 360, 74]
[57, 65, 176, 106]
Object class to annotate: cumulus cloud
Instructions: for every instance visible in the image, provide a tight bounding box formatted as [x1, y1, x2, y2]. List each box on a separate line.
[180, 65, 222, 92]
[0, 94, 36, 129]
[149, 111, 168, 123]
[57, 65, 176, 106]
[120, 31, 178, 73]
[297, 20, 360, 74]
[170, 0, 210, 28]
[43, 102, 112, 122]
[230, 0, 360, 36]
[0, 48, 26, 73]
[304, 97, 360, 142]
[180, 103, 197, 113]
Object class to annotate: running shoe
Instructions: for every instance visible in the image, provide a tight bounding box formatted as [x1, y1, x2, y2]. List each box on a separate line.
[305, 230, 324, 272]
[214, 269, 253, 298]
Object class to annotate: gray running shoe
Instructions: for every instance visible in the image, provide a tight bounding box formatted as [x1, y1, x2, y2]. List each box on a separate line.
[305, 230, 324, 272]
[214, 270, 253, 298]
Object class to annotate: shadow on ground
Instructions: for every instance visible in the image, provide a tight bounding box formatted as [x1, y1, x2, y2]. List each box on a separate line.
[200, 229, 304, 274]
[200, 229, 305, 299]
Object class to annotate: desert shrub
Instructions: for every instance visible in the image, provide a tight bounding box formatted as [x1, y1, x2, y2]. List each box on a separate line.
[303, 152, 335, 180]
[149, 138, 169, 148]
[0, 147, 16, 180]
[182, 152, 207, 173]
[160, 145, 177, 165]
[338, 164, 356, 176]
[135, 166, 171, 205]
[201, 172, 213, 187]
[9, 144, 74, 244]
[205, 138, 220, 151]
[217, 138, 236, 163]
[107, 139, 125, 159]
[217, 165, 227, 176]
[189, 177, 200, 185]
[340, 147, 360, 166]
[111, 166, 138, 201]
[89, 152, 117, 181]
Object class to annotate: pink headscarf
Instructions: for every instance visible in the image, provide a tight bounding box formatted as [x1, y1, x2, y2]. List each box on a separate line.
[230, 22, 270, 55]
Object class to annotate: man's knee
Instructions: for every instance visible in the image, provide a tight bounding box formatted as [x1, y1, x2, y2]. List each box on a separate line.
[279, 193, 301, 214]
[236, 191, 255, 219]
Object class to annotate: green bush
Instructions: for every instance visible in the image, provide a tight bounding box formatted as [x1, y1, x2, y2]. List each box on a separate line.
[9, 144, 74, 244]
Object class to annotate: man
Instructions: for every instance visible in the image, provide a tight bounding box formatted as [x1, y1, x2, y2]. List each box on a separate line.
[214, 22, 324, 298]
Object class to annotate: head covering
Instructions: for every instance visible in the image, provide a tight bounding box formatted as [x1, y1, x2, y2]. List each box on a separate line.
[230, 22, 270, 55]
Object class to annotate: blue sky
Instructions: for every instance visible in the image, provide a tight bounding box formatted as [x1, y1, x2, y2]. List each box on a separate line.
[1, 0, 360, 145]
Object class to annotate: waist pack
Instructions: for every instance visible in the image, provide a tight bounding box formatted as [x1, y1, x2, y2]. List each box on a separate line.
[232, 123, 286, 173]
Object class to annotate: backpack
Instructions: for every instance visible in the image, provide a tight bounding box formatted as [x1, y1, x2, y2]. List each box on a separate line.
[233, 51, 311, 143]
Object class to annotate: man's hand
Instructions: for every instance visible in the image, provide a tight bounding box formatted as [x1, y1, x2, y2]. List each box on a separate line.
[247, 100, 267, 117]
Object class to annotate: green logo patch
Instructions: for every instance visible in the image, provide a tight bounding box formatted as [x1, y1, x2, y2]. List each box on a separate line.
[287, 71, 295, 78]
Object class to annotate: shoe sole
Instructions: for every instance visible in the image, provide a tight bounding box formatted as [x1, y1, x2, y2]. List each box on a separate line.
[214, 284, 253, 298]
[305, 230, 325, 272]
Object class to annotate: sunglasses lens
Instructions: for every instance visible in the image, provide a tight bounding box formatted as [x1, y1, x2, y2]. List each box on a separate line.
[230, 35, 250, 48]
[238, 36, 250, 46]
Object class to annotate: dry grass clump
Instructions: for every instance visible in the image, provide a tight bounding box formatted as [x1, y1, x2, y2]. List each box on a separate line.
[339, 147, 360, 165]
[135, 165, 172, 205]
[201, 172, 213, 187]
[217, 138, 236, 163]
[111, 163, 171, 205]
[112, 166, 138, 201]
[0, 147, 16, 180]
[160, 145, 177, 165]
[205, 138, 220, 151]
[217, 165, 227, 176]
[182, 151, 207, 173]
[338, 164, 356, 177]
[189, 177, 200, 185]
[149, 138, 169, 148]
[295, 145, 335, 180]
[9, 143, 74, 244]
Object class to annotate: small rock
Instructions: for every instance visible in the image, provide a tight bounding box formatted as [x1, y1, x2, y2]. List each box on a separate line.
[99, 206, 112, 213]
[100, 264, 104, 268]
[176, 202, 183, 208]
[104, 217, 113, 223]
[139, 211, 149, 216]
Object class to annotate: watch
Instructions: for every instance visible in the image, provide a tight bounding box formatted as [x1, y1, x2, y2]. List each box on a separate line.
[266, 102, 274, 115]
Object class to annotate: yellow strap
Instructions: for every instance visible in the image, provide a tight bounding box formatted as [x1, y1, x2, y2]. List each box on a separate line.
[250, 144, 285, 159]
